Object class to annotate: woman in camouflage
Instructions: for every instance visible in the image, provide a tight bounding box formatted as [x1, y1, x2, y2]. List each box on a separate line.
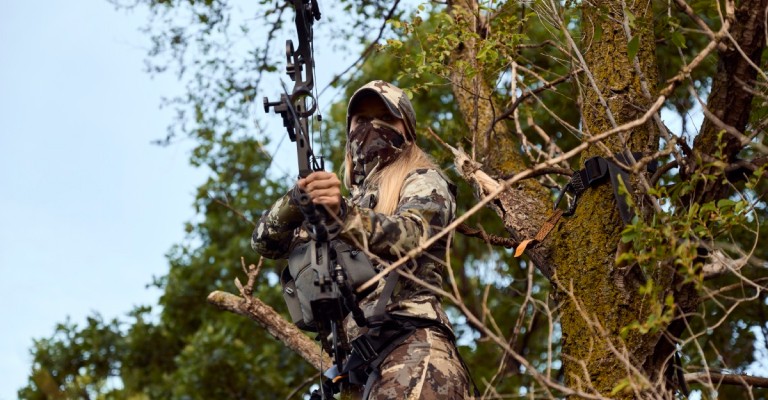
[252, 80, 473, 399]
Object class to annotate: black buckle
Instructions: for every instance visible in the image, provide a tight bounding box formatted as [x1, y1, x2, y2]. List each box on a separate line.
[351, 335, 378, 363]
[553, 156, 611, 217]
[583, 156, 609, 186]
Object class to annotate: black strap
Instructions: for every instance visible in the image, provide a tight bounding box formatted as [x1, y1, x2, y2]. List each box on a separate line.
[344, 321, 417, 385]
[370, 268, 400, 324]
[555, 152, 657, 223]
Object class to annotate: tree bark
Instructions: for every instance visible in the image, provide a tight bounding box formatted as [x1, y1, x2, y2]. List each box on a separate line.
[207, 290, 332, 371]
[548, 0, 666, 397]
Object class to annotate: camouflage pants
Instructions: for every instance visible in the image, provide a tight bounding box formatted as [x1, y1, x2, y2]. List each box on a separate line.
[366, 327, 473, 399]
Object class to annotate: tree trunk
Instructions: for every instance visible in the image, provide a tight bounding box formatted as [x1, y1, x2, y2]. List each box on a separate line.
[548, 1, 665, 397]
[692, 0, 768, 203]
[447, 0, 554, 275]
[447, 0, 669, 396]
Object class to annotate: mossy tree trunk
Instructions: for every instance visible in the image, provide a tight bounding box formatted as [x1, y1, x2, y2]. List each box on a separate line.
[549, 1, 666, 398]
[448, 0, 674, 397]
[447, 0, 554, 272]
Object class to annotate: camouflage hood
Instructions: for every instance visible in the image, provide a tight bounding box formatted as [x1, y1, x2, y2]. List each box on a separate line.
[346, 80, 416, 141]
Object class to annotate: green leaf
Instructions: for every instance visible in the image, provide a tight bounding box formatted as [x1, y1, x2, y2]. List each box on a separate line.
[700, 202, 717, 214]
[670, 31, 687, 48]
[593, 22, 603, 42]
[611, 379, 631, 395]
[717, 198, 736, 208]
[627, 35, 640, 61]
[625, 8, 636, 27]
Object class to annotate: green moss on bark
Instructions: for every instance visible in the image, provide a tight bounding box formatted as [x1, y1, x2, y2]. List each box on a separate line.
[550, 0, 663, 397]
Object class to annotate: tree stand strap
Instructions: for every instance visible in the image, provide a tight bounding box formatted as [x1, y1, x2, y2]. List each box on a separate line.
[514, 152, 657, 257]
[554, 152, 658, 223]
[514, 209, 563, 257]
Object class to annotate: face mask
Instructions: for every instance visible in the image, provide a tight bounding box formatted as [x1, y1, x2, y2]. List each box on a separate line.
[347, 118, 406, 187]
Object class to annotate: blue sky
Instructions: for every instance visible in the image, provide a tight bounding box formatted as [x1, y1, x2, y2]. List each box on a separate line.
[0, 2, 206, 398]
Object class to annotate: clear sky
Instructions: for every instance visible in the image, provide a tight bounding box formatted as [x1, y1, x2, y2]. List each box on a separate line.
[0, 2, 206, 398]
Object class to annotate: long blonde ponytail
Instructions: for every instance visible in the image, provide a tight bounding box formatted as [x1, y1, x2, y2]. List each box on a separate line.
[344, 142, 437, 215]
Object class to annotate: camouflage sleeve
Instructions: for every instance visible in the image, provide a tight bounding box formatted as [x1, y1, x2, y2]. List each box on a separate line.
[339, 168, 455, 259]
[251, 189, 305, 259]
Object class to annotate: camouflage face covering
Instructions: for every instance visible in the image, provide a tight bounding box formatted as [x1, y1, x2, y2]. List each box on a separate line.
[348, 117, 406, 186]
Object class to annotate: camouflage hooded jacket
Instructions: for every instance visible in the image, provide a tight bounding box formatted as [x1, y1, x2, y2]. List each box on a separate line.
[252, 81, 457, 339]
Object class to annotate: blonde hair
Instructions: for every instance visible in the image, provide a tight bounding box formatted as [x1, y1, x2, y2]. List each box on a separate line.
[344, 142, 438, 215]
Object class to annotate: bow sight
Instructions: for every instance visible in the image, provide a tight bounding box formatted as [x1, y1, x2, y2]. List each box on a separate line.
[263, 0, 323, 178]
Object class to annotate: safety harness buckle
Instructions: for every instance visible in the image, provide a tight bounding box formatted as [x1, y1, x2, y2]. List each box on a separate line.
[583, 156, 610, 186]
[350, 335, 378, 363]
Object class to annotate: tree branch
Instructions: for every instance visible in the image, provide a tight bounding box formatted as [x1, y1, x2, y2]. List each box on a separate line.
[207, 291, 331, 371]
[700, 249, 749, 278]
[456, 223, 519, 248]
[684, 372, 768, 388]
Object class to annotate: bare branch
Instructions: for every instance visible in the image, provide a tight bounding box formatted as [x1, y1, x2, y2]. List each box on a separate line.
[207, 291, 332, 371]
[684, 372, 768, 388]
[456, 223, 518, 248]
[701, 249, 749, 278]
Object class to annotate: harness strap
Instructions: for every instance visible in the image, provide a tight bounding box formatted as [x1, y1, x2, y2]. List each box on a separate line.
[370, 267, 400, 324]
[514, 209, 563, 257]
[343, 320, 418, 385]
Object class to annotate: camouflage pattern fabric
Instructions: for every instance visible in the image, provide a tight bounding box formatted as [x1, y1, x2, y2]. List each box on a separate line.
[251, 167, 457, 337]
[338, 167, 456, 340]
[348, 118, 406, 187]
[250, 189, 305, 259]
[347, 80, 417, 140]
[367, 327, 472, 400]
[252, 80, 472, 398]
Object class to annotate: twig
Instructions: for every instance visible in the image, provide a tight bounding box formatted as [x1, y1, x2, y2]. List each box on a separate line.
[318, 0, 401, 97]
[480, 68, 583, 144]
[240, 257, 263, 298]
[684, 372, 768, 388]
[212, 196, 257, 228]
[284, 374, 319, 400]
[673, 0, 717, 40]
[456, 223, 518, 248]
